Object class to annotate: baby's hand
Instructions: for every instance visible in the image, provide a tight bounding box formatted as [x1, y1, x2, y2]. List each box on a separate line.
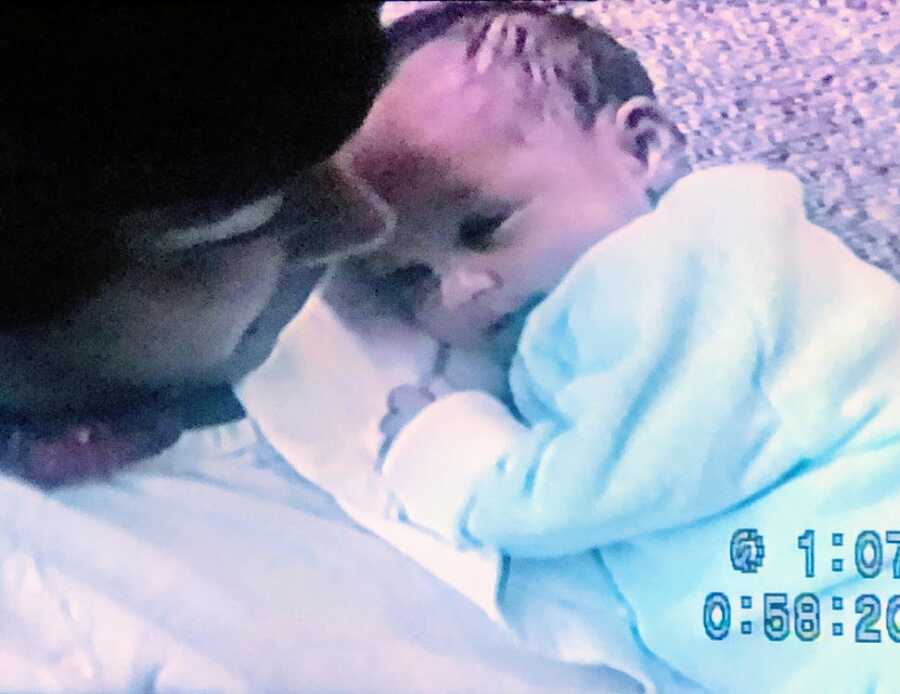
[379, 384, 436, 452]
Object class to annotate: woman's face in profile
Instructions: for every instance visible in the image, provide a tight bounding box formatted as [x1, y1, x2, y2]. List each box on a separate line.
[0, 5, 393, 421]
[0, 159, 396, 419]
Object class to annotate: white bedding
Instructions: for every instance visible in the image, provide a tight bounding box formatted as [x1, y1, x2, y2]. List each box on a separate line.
[0, 419, 640, 693]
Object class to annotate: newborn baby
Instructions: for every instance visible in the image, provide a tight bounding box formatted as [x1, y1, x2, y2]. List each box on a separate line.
[309, 8, 900, 692]
[333, 4, 687, 436]
[339, 3, 687, 352]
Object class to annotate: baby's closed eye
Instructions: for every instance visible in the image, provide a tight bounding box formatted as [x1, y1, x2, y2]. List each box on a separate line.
[456, 212, 510, 251]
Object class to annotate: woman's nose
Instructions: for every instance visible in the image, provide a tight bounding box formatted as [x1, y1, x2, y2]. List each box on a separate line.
[276, 157, 397, 265]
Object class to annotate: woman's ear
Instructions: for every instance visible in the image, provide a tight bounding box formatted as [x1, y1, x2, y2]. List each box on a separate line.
[614, 96, 691, 198]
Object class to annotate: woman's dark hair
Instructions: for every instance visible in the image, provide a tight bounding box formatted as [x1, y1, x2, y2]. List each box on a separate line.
[0, 4, 386, 325]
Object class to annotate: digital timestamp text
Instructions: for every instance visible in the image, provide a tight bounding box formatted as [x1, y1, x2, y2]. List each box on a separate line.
[704, 592, 900, 642]
[704, 529, 900, 643]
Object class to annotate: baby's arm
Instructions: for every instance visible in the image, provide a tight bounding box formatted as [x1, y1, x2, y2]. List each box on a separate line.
[379, 166, 898, 560]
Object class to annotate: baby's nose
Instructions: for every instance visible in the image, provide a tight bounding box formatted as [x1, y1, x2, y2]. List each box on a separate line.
[278, 158, 397, 264]
[440, 264, 503, 311]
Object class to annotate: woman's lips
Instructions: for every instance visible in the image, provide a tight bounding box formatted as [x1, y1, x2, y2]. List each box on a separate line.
[0, 411, 183, 488]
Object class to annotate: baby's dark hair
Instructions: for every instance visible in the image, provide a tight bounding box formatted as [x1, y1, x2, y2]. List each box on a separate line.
[384, 2, 655, 131]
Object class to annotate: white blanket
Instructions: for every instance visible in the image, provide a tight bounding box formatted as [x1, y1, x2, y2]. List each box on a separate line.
[0, 421, 637, 692]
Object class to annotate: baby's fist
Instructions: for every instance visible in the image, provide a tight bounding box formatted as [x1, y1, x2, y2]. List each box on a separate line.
[379, 384, 436, 448]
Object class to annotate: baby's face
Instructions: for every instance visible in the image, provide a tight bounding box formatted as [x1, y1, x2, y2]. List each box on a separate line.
[339, 38, 681, 343]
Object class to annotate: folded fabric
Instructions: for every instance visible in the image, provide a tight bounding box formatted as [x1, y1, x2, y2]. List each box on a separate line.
[382, 164, 900, 692]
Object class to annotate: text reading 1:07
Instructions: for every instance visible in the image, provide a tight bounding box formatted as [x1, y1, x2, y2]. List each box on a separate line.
[797, 531, 900, 579]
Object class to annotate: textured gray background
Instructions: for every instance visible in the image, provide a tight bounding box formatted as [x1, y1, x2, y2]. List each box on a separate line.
[383, 0, 900, 278]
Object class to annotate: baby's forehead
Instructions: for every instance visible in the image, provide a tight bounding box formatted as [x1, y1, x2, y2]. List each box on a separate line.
[359, 27, 632, 205]
[384, 42, 620, 147]
[387, 38, 482, 101]
[383, 38, 568, 141]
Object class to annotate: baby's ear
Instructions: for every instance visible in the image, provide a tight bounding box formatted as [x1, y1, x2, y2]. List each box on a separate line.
[614, 97, 690, 197]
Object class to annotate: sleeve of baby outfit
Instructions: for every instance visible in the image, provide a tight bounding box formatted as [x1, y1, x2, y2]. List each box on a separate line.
[383, 165, 900, 558]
